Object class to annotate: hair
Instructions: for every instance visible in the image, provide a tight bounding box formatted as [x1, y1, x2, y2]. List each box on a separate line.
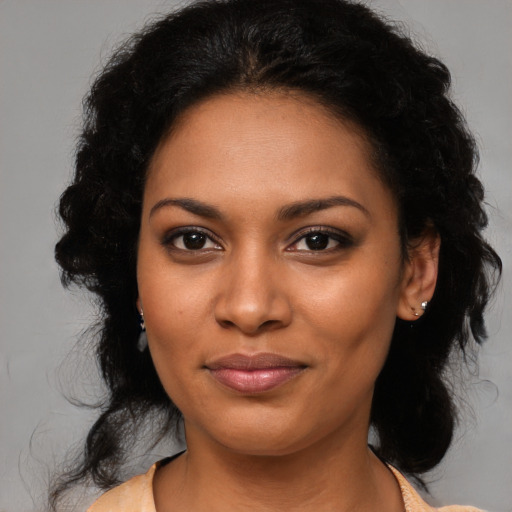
[52, 0, 501, 506]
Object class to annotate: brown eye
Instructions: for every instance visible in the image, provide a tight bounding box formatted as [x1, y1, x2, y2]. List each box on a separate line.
[182, 232, 208, 250]
[165, 229, 222, 251]
[288, 228, 354, 253]
[304, 233, 330, 250]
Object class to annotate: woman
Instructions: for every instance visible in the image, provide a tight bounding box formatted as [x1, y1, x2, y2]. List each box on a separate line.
[52, 0, 501, 510]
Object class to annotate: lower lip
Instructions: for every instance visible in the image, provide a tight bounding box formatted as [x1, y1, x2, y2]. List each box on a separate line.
[208, 367, 305, 394]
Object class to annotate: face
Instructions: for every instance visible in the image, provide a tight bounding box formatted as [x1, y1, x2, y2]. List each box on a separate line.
[137, 92, 426, 456]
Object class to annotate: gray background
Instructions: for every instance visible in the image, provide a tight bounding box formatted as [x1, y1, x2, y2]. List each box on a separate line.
[1, 1, 510, 511]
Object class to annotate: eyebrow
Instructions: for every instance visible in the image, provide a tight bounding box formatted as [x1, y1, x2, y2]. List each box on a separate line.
[149, 195, 370, 221]
[276, 196, 370, 221]
[149, 198, 223, 220]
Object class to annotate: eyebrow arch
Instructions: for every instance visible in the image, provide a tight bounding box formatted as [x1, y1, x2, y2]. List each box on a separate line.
[277, 196, 370, 221]
[149, 198, 223, 220]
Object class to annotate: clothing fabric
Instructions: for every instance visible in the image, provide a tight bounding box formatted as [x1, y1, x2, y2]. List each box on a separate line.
[87, 459, 485, 512]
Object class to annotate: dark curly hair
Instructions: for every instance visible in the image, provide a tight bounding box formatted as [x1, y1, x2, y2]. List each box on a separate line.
[52, 0, 501, 506]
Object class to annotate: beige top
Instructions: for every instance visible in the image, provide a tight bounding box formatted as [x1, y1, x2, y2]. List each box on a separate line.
[87, 461, 485, 512]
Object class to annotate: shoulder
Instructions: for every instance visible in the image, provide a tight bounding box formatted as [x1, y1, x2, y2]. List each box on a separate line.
[388, 465, 487, 512]
[87, 464, 157, 512]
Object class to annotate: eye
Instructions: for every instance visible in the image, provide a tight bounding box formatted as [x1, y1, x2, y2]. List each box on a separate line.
[288, 228, 353, 252]
[163, 228, 222, 252]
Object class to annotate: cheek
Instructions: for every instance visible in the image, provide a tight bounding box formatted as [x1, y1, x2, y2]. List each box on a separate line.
[138, 241, 212, 336]
[143, 276, 208, 354]
[293, 260, 401, 365]
[292, 266, 400, 425]
[302, 260, 399, 318]
[136, 257, 212, 392]
[144, 305, 204, 413]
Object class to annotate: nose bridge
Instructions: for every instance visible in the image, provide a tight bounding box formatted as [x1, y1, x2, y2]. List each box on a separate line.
[214, 242, 291, 334]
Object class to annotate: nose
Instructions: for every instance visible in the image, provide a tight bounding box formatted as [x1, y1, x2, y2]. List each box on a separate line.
[214, 250, 292, 335]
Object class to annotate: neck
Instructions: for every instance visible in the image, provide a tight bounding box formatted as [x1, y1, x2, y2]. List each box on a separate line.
[153, 427, 403, 512]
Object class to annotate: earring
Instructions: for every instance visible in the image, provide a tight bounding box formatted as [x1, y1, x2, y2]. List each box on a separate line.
[412, 301, 428, 317]
[137, 308, 148, 352]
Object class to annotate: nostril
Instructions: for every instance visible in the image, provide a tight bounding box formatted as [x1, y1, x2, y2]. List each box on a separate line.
[217, 317, 282, 334]
[260, 319, 279, 330]
[218, 319, 235, 329]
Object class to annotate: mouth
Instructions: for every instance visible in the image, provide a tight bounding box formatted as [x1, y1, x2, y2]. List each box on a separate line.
[205, 353, 307, 394]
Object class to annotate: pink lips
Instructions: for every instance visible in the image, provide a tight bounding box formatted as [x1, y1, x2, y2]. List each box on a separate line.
[206, 353, 306, 394]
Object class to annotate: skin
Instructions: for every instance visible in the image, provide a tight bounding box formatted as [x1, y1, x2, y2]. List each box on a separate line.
[137, 91, 439, 512]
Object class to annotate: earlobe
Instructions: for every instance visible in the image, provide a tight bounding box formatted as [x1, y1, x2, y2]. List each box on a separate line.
[396, 228, 440, 321]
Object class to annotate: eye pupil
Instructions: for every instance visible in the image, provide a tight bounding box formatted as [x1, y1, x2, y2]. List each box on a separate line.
[183, 232, 206, 250]
[306, 233, 330, 250]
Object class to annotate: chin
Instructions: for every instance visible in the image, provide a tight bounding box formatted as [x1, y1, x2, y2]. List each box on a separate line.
[220, 435, 310, 457]
[197, 411, 330, 458]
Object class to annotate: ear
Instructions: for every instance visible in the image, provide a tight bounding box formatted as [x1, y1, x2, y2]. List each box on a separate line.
[396, 227, 440, 321]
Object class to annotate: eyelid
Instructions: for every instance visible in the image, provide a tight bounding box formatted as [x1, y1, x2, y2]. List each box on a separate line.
[286, 226, 354, 251]
[161, 226, 223, 251]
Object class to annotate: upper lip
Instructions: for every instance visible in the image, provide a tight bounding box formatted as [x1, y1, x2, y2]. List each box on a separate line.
[205, 353, 306, 370]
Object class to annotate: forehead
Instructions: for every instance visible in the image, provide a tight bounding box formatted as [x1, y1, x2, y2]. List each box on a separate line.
[145, 92, 395, 219]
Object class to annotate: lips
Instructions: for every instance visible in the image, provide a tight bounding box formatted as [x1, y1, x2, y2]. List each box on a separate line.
[205, 353, 306, 394]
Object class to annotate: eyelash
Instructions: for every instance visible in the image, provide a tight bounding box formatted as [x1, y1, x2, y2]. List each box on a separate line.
[161, 226, 354, 253]
[161, 227, 222, 252]
[287, 227, 354, 253]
